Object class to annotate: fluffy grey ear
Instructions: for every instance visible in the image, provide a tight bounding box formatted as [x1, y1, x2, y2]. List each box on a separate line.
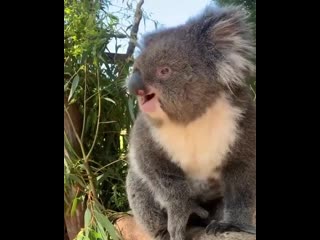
[197, 6, 255, 86]
[140, 29, 164, 49]
[140, 33, 154, 48]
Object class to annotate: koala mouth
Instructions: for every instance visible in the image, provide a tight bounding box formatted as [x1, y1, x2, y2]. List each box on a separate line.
[143, 93, 155, 104]
[138, 92, 157, 113]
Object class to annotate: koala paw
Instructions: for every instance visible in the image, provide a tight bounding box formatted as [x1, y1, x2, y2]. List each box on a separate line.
[205, 220, 256, 236]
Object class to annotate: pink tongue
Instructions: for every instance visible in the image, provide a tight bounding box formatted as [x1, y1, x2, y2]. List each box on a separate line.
[140, 97, 157, 112]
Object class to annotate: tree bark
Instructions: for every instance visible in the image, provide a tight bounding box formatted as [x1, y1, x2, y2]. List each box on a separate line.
[64, 95, 82, 157]
[115, 216, 256, 240]
[64, 95, 84, 240]
[187, 227, 256, 240]
[65, 200, 85, 240]
[104, 0, 144, 63]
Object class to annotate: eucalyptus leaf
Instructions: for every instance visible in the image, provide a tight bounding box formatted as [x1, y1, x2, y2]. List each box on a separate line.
[84, 207, 92, 236]
[68, 75, 80, 101]
[70, 197, 78, 216]
[104, 97, 116, 105]
[94, 210, 119, 240]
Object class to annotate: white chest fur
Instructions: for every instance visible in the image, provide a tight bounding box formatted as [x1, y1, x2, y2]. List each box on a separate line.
[151, 96, 242, 180]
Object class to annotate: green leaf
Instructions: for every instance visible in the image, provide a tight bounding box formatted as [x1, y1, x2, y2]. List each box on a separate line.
[70, 197, 78, 216]
[68, 174, 86, 188]
[104, 97, 116, 105]
[97, 222, 108, 240]
[68, 75, 80, 101]
[65, 8, 71, 15]
[115, 44, 122, 53]
[75, 229, 88, 240]
[125, 24, 132, 32]
[94, 210, 119, 240]
[84, 112, 93, 135]
[78, 236, 90, 240]
[84, 207, 92, 236]
[128, 97, 135, 122]
[97, 174, 104, 182]
[154, 21, 158, 30]
[64, 82, 69, 92]
[94, 200, 106, 211]
[99, 54, 107, 64]
[105, 64, 114, 78]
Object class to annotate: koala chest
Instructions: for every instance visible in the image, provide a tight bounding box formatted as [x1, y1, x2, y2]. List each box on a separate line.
[151, 97, 242, 181]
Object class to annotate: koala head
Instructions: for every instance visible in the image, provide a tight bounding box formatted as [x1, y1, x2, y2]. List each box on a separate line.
[127, 6, 255, 125]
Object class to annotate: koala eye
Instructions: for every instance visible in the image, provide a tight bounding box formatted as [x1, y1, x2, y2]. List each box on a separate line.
[156, 66, 171, 79]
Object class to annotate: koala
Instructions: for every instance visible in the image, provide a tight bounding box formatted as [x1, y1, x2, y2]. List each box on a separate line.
[125, 5, 256, 240]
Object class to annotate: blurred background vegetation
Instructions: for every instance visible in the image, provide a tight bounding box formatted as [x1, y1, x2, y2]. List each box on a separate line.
[64, 0, 256, 239]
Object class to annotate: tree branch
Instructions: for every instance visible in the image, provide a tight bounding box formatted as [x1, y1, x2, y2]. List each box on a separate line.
[103, 53, 130, 63]
[115, 216, 256, 240]
[126, 0, 144, 57]
[110, 33, 128, 39]
[187, 227, 256, 240]
[103, 0, 144, 64]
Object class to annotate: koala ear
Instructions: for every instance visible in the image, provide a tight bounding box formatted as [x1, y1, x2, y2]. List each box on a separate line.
[195, 6, 255, 86]
[141, 34, 154, 48]
[201, 6, 254, 52]
[141, 30, 161, 49]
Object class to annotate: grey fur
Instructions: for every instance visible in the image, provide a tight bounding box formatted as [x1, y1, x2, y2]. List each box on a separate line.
[126, 5, 256, 240]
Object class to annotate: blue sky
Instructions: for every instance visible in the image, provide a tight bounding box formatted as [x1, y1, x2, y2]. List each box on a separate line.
[143, 0, 215, 29]
[108, 0, 216, 54]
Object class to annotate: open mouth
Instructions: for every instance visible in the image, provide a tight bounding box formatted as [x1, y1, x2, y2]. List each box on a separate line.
[141, 93, 155, 105]
[138, 92, 157, 113]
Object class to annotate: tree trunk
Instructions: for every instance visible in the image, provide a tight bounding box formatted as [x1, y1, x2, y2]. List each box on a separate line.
[64, 95, 84, 240]
[65, 200, 85, 240]
[64, 219, 69, 240]
[64, 95, 82, 156]
[115, 215, 256, 240]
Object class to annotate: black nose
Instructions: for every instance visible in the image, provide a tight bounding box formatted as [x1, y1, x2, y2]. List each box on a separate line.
[127, 71, 146, 96]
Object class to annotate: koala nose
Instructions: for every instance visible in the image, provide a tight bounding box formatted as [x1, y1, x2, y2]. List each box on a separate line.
[127, 71, 146, 96]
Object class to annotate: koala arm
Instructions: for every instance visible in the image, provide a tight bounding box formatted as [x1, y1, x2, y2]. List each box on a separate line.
[131, 122, 208, 239]
[135, 146, 208, 240]
[134, 140, 205, 214]
[223, 161, 256, 227]
[131, 117, 192, 205]
[207, 160, 256, 235]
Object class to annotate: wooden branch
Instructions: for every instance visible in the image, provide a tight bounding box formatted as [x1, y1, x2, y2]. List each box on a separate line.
[187, 227, 256, 240]
[126, 0, 144, 57]
[103, 52, 130, 63]
[64, 95, 82, 156]
[115, 216, 256, 240]
[103, 0, 144, 64]
[110, 33, 127, 39]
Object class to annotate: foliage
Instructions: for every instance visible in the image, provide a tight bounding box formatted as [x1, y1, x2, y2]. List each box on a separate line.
[215, 0, 256, 23]
[215, 0, 256, 99]
[64, 1, 256, 239]
[64, 0, 145, 239]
